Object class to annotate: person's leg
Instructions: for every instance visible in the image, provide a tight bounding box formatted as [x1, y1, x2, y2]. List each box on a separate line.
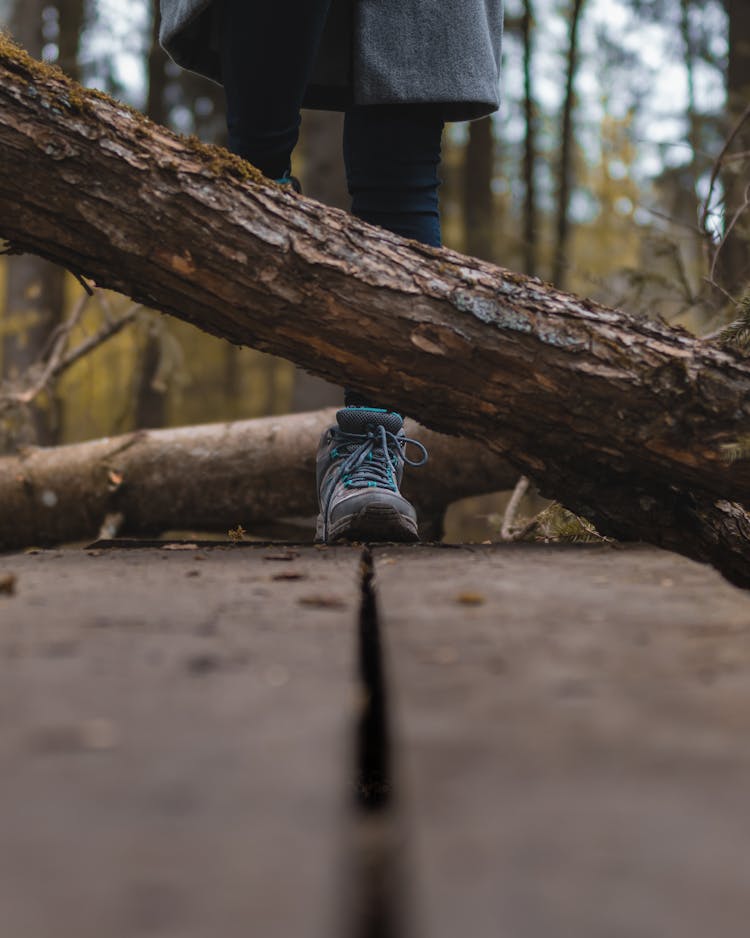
[342, 105, 445, 406]
[220, 0, 332, 179]
[343, 105, 444, 246]
[314, 105, 444, 544]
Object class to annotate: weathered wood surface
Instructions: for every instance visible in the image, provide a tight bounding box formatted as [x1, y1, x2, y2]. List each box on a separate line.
[376, 544, 750, 938]
[3, 543, 750, 936]
[0, 545, 360, 938]
[0, 410, 517, 549]
[1, 39, 750, 582]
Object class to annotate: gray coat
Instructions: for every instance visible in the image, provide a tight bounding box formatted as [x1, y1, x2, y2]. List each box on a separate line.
[160, 0, 503, 122]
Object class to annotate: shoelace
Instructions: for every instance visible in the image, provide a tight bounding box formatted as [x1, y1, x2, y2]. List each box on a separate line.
[330, 424, 428, 494]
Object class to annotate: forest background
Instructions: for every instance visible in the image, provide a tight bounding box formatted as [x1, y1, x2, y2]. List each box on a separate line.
[0, 0, 747, 541]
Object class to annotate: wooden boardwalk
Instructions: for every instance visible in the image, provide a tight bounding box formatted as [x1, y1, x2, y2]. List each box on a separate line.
[1, 541, 750, 937]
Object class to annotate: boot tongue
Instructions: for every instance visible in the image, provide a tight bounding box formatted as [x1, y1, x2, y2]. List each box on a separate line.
[336, 407, 403, 435]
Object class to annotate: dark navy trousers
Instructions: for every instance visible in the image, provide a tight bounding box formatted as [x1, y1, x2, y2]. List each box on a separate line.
[220, 0, 444, 249]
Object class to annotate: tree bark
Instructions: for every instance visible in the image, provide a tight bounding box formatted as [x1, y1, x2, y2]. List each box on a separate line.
[0, 410, 518, 548]
[2, 40, 750, 583]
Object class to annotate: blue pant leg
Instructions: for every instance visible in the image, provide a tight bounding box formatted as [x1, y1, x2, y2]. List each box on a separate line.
[342, 105, 444, 406]
[343, 105, 445, 248]
[221, 0, 333, 178]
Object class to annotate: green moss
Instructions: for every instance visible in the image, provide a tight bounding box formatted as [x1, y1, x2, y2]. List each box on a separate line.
[520, 503, 608, 543]
[0, 29, 64, 82]
[0, 31, 267, 188]
[0, 29, 151, 125]
[186, 134, 266, 186]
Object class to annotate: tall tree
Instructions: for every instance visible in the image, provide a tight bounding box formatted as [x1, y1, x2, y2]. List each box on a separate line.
[553, 0, 586, 288]
[720, 0, 750, 298]
[521, 0, 539, 276]
[463, 116, 496, 261]
[678, 0, 703, 280]
[289, 111, 348, 411]
[2, 0, 74, 446]
[138, 0, 233, 430]
[57, 0, 85, 82]
[146, 1, 169, 127]
[136, 3, 171, 430]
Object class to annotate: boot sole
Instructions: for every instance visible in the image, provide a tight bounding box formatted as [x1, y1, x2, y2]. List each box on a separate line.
[318, 504, 419, 544]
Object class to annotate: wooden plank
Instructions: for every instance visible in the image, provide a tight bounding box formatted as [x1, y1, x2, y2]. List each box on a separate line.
[0, 545, 361, 938]
[376, 543, 750, 938]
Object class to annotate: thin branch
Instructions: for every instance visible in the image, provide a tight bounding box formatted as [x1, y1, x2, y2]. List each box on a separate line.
[700, 276, 737, 310]
[723, 149, 750, 164]
[56, 303, 141, 375]
[708, 182, 750, 288]
[500, 475, 530, 541]
[636, 202, 704, 237]
[3, 299, 141, 407]
[37, 289, 92, 370]
[73, 271, 95, 295]
[700, 102, 750, 235]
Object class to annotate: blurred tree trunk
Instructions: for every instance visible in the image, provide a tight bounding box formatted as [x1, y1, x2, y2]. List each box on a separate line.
[721, 0, 750, 298]
[145, 1, 236, 426]
[678, 0, 703, 290]
[140, 3, 231, 430]
[463, 116, 495, 261]
[299, 111, 348, 210]
[56, 0, 85, 82]
[552, 0, 586, 288]
[290, 110, 347, 412]
[177, 66, 228, 147]
[521, 0, 538, 277]
[146, 1, 169, 127]
[2, 0, 71, 447]
[137, 3, 171, 430]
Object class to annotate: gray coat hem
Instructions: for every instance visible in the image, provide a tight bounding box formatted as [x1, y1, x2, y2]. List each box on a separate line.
[159, 0, 503, 123]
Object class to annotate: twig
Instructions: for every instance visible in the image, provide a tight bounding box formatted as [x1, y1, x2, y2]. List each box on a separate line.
[37, 290, 92, 372]
[4, 301, 141, 406]
[10, 291, 92, 405]
[700, 276, 736, 310]
[56, 303, 140, 374]
[636, 202, 704, 237]
[72, 271, 95, 296]
[500, 475, 530, 541]
[700, 103, 750, 236]
[708, 183, 750, 287]
[723, 149, 750, 164]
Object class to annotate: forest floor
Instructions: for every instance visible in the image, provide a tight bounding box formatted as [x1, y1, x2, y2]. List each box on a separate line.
[1, 541, 749, 937]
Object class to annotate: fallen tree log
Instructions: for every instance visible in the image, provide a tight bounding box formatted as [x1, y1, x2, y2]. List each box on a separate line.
[0, 410, 518, 549]
[2, 39, 750, 584]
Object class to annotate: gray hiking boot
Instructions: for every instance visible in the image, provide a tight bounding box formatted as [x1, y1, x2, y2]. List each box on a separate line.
[315, 407, 428, 544]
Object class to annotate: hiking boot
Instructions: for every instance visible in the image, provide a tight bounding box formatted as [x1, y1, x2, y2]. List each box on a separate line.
[315, 407, 428, 544]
